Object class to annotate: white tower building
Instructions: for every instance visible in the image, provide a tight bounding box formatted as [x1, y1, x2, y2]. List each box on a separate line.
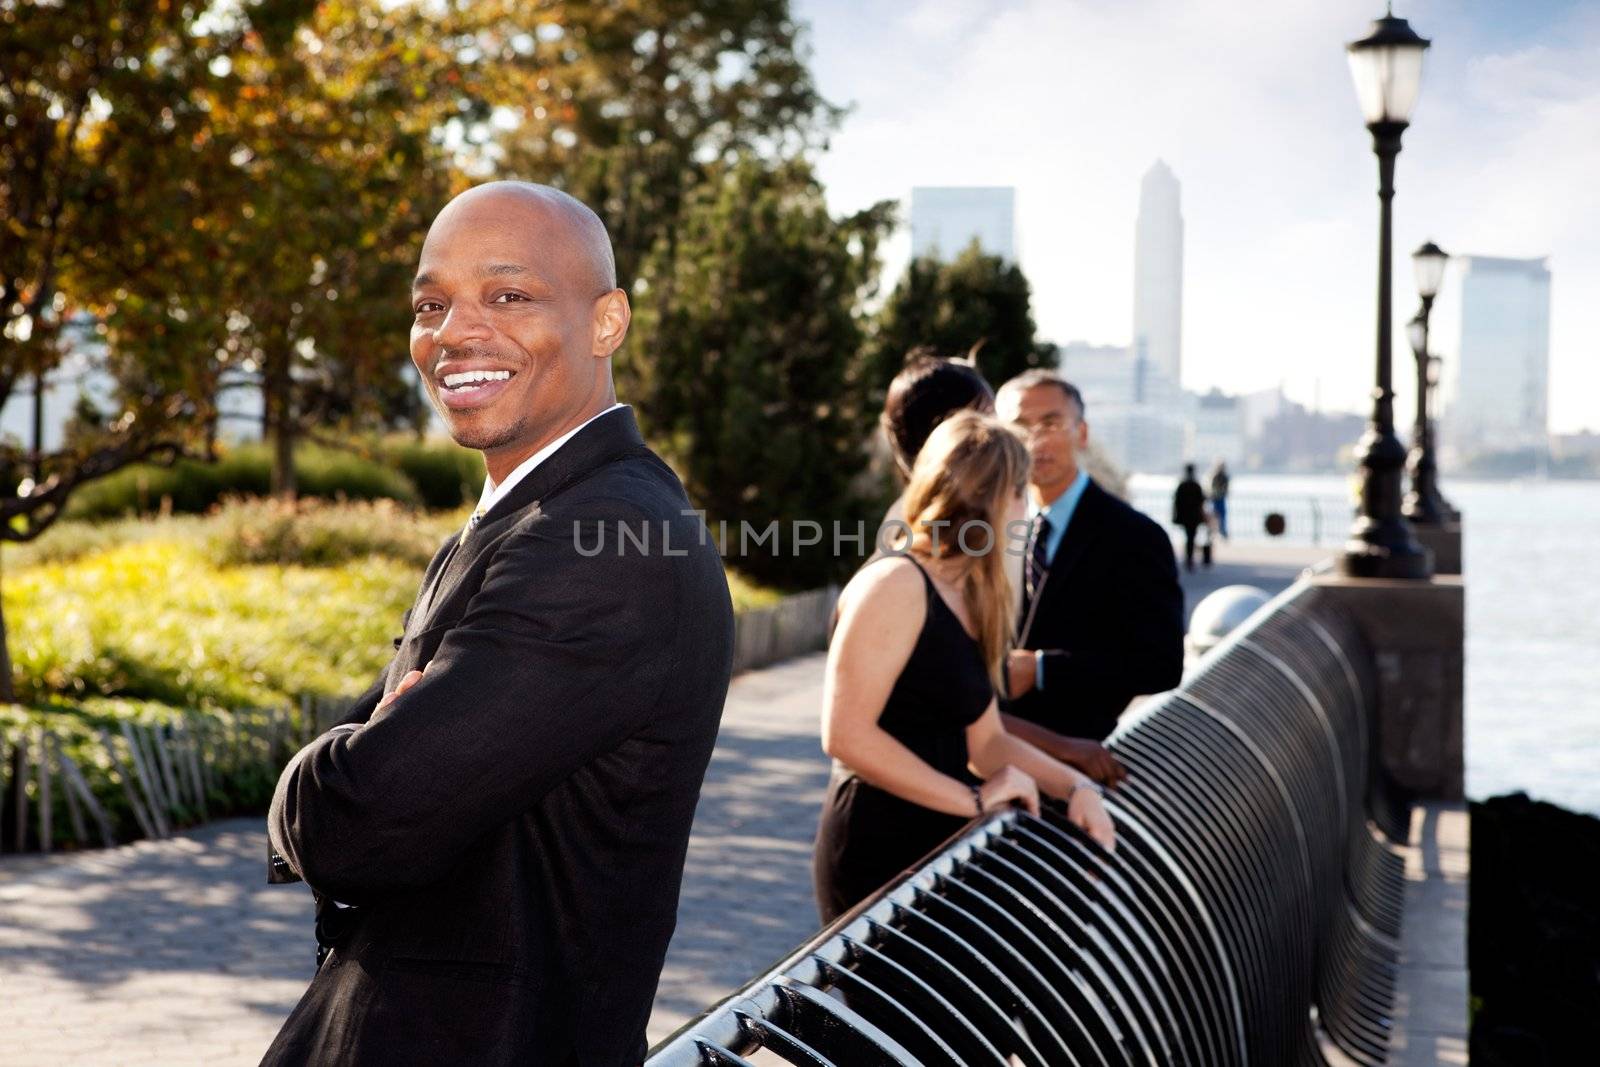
[1131, 160, 1184, 388]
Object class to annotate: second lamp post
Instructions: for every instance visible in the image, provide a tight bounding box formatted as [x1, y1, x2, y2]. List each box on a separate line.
[1405, 240, 1449, 525]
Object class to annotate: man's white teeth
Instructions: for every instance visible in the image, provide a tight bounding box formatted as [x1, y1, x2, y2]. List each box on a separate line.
[442, 370, 512, 389]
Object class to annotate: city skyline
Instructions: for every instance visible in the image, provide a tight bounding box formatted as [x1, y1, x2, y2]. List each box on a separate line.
[795, 0, 1600, 434]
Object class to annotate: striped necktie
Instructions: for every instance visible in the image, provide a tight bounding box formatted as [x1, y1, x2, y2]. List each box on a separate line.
[1024, 513, 1052, 612]
[458, 506, 485, 547]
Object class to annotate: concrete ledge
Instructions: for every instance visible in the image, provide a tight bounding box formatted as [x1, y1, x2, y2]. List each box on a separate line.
[1310, 574, 1465, 800]
[1414, 522, 1463, 576]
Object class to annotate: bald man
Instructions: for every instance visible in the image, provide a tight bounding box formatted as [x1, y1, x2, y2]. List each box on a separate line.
[262, 183, 734, 1066]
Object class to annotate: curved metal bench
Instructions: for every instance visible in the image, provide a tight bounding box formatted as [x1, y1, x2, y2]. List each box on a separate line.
[649, 579, 1410, 1066]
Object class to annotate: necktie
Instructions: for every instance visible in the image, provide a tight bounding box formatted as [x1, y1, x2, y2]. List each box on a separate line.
[459, 506, 485, 546]
[1024, 514, 1052, 613]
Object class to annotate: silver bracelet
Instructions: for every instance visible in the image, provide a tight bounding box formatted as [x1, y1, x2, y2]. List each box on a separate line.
[1065, 780, 1104, 803]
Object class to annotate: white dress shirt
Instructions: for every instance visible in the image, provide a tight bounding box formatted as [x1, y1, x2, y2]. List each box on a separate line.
[473, 403, 628, 519]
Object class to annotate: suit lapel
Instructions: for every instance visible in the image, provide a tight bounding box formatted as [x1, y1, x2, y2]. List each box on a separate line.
[413, 406, 651, 632]
[1018, 479, 1109, 644]
[1044, 479, 1108, 588]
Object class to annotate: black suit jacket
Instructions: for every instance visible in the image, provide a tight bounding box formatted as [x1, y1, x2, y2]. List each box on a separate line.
[1003, 478, 1184, 742]
[262, 408, 734, 1067]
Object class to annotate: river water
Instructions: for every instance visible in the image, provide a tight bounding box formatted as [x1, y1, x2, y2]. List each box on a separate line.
[1128, 472, 1600, 816]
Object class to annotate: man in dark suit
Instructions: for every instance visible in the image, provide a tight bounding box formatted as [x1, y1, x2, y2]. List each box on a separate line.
[996, 370, 1184, 767]
[262, 182, 734, 1066]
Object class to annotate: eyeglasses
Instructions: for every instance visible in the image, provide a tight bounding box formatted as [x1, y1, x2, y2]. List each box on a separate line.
[1013, 414, 1075, 439]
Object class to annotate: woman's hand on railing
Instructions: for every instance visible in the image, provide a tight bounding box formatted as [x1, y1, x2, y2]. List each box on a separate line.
[980, 764, 1040, 817]
[1067, 784, 1118, 853]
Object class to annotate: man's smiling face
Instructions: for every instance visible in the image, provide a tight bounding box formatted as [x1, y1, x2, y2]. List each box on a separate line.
[409, 184, 627, 476]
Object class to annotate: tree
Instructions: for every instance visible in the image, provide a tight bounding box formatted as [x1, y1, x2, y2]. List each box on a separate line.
[629, 157, 894, 588]
[424, 0, 840, 289]
[0, 0, 457, 695]
[182, 0, 459, 496]
[0, 0, 253, 699]
[869, 241, 1057, 397]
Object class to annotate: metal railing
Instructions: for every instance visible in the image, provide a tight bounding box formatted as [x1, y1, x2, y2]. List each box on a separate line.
[648, 579, 1408, 1066]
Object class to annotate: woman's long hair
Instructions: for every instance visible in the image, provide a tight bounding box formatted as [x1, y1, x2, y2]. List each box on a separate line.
[900, 410, 1031, 693]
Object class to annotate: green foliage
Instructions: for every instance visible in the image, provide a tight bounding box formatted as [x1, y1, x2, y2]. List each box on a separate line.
[378, 437, 485, 510]
[205, 498, 456, 568]
[64, 443, 421, 520]
[0, 501, 793, 847]
[5, 503, 777, 712]
[3, 513, 210, 570]
[870, 241, 1058, 396]
[0, 700, 316, 847]
[457, 0, 842, 288]
[4, 538, 416, 709]
[629, 158, 896, 588]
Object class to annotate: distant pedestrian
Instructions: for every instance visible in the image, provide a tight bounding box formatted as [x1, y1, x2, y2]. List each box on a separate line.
[1173, 463, 1207, 572]
[1209, 460, 1231, 541]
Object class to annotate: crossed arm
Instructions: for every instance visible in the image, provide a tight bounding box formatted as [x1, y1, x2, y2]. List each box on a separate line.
[268, 515, 677, 905]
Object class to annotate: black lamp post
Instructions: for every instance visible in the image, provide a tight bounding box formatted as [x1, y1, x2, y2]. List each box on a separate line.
[1404, 240, 1449, 525]
[1339, 6, 1433, 579]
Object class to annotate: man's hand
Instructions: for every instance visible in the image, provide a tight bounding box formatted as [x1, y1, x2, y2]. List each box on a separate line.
[1006, 649, 1037, 699]
[1052, 736, 1129, 787]
[376, 667, 426, 712]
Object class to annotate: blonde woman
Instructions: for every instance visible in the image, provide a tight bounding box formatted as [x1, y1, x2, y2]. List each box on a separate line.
[813, 411, 1117, 922]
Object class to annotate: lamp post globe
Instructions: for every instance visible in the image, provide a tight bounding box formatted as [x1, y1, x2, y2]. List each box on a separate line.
[1339, 6, 1433, 579]
[1413, 239, 1448, 299]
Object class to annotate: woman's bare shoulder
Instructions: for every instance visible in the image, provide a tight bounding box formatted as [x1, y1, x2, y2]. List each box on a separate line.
[840, 554, 926, 617]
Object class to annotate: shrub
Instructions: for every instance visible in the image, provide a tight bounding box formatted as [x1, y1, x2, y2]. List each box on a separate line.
[0, 699, 318, 848]
[380, 438, 484, 509]
[295, 444, 419, 503]
[3, 539, 416, 709]
[5, 513, 211, 569]
[64, 442, 419, 520]
[205, 497, 461, 568]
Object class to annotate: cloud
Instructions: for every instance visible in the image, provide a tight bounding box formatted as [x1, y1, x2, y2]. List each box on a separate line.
[797, 0, 1600, 431]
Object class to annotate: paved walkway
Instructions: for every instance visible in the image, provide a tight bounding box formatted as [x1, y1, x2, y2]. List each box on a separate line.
[0, 544, 1327, 1064]
[1173, 539, 1330, 621]
[0, 655, 832, 1065]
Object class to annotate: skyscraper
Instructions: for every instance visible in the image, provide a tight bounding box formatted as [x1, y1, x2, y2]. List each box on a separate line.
[910, 187, 1016, 262]
[1441, 255, 1551, 457]
[1131, 160, 1184, 387]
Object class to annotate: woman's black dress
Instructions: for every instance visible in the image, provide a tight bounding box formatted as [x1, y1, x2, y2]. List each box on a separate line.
[812, 557, 995, 923]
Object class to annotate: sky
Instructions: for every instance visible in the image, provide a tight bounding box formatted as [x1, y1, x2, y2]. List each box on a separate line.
[791, 0, 1600, 432]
